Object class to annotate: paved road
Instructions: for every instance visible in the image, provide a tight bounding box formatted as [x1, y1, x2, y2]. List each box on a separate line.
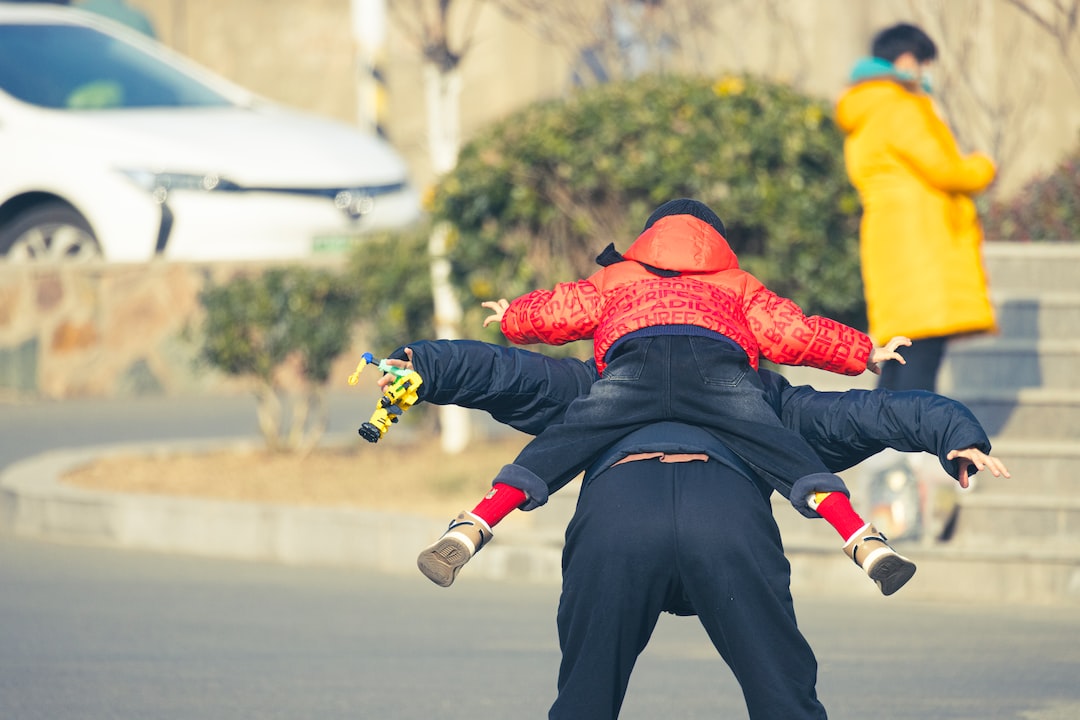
[3, 532, 1080, 720]
[0, 392, 370, 470]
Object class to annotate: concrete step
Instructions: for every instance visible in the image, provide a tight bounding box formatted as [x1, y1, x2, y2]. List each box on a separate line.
[950, 492, 1080, 548]
[984, 242, 1080, 295]
[952, 388, 1080, 441]
[784, 539, 1080, 605]
[974, 439, 1080, 497]
[942, 338, 1080, 392]
[992, 292, 1080, 339]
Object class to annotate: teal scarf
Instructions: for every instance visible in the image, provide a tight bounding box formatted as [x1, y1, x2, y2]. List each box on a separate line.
[849, 56, 932, 93]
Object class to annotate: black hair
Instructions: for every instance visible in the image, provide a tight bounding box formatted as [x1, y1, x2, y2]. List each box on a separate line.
[871, 23, 937, 63]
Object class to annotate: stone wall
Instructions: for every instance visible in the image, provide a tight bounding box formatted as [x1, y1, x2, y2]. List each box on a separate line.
[1, 264, 209, 399]
[0, 263, 367, 400]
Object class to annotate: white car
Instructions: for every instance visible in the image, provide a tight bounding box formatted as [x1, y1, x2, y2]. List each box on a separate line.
[0, 4, 422, 263]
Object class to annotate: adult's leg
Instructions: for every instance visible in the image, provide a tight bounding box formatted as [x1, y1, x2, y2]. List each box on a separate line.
[550, 460, 685, 720]
[878, 335, 947, 392]
[672, 460, 829, 719]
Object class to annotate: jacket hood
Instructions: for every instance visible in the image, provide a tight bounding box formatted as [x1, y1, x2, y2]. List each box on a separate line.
[835, 79, 910, 135]
[622, 215, 739, 273]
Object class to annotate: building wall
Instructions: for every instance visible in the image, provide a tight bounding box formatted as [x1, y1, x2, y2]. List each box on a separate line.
[129, 0, 1080, 198]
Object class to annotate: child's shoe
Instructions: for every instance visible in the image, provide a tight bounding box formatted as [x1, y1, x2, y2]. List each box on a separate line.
[843, 523, 917, 596]
[417, 511, 494, 587]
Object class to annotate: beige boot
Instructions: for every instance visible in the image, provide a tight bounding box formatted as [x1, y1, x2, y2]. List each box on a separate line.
[417, 511, 494, 587]
[843, 523, 917, 596]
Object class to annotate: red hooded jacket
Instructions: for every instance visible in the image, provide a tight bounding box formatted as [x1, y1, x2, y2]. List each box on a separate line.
[499, 215, 872, 375]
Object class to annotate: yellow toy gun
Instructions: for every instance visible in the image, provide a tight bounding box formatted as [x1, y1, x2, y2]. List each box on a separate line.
[348, 352, 423, 443]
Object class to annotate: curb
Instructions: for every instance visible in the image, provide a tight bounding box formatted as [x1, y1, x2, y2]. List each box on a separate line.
[4, 442, 1080, 605]
[0, 440, 564, 585]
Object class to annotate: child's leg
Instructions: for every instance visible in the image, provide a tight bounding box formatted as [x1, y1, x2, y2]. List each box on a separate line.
[416, 349, 660, 589]
[807, 490, 868, 541]
[417, 483, 528, 588]
[471, 483, 528, 527]
[415, 360, 653, 590]
[808, 491, 916, 595]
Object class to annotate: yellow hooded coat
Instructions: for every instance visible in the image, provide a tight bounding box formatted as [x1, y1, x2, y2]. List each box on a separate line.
[836, 79, 997, 344]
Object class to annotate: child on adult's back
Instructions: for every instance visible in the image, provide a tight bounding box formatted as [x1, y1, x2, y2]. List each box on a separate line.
[419, 199, 917, 595]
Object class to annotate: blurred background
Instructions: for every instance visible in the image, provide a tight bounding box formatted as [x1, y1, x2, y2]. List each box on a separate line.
[1, 0, 1078, 606]
[2, 0, 1078, 398]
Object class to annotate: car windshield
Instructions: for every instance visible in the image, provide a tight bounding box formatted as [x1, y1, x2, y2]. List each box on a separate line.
[0, 23, 234, 110]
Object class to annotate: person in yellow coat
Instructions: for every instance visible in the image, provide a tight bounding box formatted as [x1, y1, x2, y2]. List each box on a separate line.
[837, 23, 997, 392]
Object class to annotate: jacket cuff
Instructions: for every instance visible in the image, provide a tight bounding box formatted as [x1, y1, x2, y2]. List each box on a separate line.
[493, 463, 549, 511]
[790, 472, 850, 518]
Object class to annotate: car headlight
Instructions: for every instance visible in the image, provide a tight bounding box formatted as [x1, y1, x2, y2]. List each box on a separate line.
[118, 169, 239, 203]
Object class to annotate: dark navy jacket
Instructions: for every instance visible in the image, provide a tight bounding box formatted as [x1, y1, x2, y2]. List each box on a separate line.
[393, 339, 991, 505]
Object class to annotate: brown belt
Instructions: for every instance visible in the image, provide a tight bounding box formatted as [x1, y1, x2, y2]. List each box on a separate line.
[612, 452, 710, 467]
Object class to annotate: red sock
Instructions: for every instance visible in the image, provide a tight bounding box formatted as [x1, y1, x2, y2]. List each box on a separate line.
[470, 483, 528, 528]
[814, 492, 868, 541]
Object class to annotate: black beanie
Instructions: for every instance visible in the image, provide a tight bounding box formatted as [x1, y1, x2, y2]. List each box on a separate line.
[642, 199, 726, 237]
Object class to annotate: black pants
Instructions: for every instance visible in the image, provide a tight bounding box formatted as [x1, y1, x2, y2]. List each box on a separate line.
[549, 457, 828, 719]
[503, 335, 847, 516]
[877, 335, 948, 392]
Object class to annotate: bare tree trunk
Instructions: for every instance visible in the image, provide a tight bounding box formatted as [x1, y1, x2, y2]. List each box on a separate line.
[254, 383, 285, 453]
[424, 63, 471, 454]
[352, 0, 390, 137]
[290, 387, 326, 459]
[1003, 0, 1080, 95]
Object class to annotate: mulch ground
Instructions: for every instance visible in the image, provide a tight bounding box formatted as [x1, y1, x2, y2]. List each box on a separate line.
[62, 433, 532, 519]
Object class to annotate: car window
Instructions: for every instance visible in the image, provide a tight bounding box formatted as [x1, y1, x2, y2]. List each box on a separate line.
[0, 23, 234, 110]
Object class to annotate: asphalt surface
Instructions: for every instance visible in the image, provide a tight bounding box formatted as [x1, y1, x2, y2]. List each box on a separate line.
[3, 531, 1080, 720]
[0, 392, 369, 469]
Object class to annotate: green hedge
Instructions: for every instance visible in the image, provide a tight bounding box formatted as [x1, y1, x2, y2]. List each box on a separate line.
[984, 141, 1080, 243]
[198, 267, 359, 384]
[433, 73, 866, 330]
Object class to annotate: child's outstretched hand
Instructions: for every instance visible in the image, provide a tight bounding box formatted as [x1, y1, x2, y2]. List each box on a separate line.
[377, 347, 414, 389]
[866, 335, 911, 374]
[946, 447, 1011, 489]
[482, 299, 510, 328]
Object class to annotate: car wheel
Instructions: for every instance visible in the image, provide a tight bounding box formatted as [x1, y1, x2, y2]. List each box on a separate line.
[0, 202, 102, 262]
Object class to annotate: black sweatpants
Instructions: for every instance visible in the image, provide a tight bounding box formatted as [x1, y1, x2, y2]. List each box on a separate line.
[549, 456, 828, 719]
[502, 335, 848, 516]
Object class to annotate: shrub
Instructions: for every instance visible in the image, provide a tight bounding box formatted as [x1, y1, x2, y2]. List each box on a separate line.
[198, 267, 360, 453]
[984, 143, 1080, 242]
[433, 73, 866, 330]
[344, 223, 437, 350]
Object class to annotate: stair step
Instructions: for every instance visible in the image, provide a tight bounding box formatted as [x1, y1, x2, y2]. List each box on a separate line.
[952, 492, 1080, 546]
[992, 292, 1080, 339]
[951, 388, 1080, 441]
[784, 538, 1080, 605]
[942, 338, 1080, 392]
[984, 242, 1080, 295]
[974, 439, 1080, 496]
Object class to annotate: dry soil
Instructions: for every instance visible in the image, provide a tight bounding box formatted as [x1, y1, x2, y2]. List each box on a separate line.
[63, 433, 532, 519]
